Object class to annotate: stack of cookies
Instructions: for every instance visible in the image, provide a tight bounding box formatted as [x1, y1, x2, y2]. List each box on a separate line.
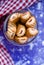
[6, 11, 38, 44]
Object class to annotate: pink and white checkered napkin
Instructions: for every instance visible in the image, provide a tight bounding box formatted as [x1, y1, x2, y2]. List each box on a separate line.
[0, 43, 14, 65]
[0, 0, 36, 17]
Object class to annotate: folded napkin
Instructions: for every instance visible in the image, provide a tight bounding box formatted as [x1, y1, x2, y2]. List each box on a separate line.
[0, 0, 36, 17]
[0, 0, 36, 65]
[0, 43, 14, 65]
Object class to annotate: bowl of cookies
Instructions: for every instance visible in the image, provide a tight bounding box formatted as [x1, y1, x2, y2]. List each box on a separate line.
[3, 10, 38, 46]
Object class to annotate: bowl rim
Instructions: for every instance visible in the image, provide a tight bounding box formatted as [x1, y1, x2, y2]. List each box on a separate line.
[3, 10, 38, 46]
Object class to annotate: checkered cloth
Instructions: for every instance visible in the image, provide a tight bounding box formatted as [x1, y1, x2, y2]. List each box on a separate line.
[0, 0, 36, 65]
[0, 0, 36, 17]
[0, 43, 14, 65]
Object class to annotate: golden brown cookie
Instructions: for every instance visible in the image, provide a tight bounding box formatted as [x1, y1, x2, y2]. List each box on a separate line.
[26, 16, 36, 28]
[26, 28, 38, 38]
[15, 36, 28, 44]
[9, 13, 21, 23]
[6, 31, 15, 40]
[7, 23, 16, 33]
[6, 24, 16, 40]
[16, 24, 26, 37]
[21, 11, 31, 23]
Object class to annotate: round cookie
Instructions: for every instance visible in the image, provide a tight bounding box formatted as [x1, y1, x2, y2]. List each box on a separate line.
[9, 13, 21, 23]
[15, 36, 28, 44]
[16, 24, 26, 37]
[26, 16, 36, 28]
[6, 24, 16, 40]
[21, 11, 31, 23]
[26, 28, 38, 38]
[6, 31, 15, 40]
